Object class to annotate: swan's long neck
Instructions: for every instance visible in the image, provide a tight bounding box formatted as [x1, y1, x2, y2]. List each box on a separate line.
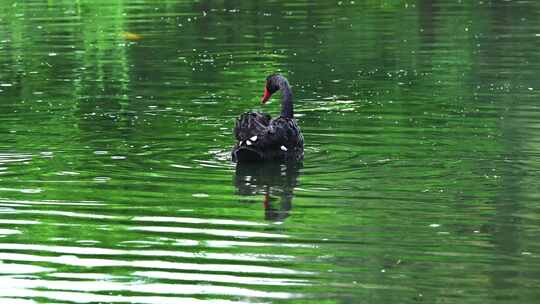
[278, 78, 294, 118]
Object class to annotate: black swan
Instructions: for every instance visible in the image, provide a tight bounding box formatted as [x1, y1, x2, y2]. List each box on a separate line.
[231, 74, 304, 162]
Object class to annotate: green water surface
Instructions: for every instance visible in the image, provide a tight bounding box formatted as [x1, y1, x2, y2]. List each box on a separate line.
[1, 0, 540, 303]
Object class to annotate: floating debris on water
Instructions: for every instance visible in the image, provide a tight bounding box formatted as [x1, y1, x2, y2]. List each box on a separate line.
[121, 31, 143, 41]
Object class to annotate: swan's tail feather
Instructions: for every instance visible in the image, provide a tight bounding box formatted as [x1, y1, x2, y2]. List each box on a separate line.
[232, 147, 264, 162]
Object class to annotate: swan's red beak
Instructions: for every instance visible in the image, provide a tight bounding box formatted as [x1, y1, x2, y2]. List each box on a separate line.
[261, 87, 271, 104]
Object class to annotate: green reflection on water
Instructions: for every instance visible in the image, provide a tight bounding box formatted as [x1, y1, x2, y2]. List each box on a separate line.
[1, 0, 540, 303]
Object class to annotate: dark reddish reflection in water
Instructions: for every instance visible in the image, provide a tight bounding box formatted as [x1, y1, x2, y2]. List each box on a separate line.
[234, 161, 302, 222]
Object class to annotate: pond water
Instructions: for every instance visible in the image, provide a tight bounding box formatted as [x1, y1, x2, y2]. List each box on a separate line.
[1, 0, 540, 303]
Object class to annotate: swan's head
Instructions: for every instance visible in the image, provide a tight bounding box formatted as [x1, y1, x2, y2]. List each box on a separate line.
[261, 74, 286, 104]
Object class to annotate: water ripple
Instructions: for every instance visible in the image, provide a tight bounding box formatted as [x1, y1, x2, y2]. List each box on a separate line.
[133, 216, 268, 227]
[134, 271, 311, 286]
[0, 252, 313, 275]
[0, 277, 301, 299]
[0, 243, 293, 263]
[129, 226, 290, 239]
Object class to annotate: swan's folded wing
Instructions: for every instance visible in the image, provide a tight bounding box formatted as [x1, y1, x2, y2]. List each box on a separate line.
[257, 117, 303, 149]
[234, 112, 271, 141]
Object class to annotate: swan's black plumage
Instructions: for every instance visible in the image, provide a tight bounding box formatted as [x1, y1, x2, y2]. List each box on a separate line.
[232, 75, 304, 162]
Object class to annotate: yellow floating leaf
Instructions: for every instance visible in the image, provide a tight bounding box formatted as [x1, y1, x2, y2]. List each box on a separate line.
[121, 32, 143, 41]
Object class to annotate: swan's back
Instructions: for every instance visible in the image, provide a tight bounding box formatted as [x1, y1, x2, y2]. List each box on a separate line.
[232, 113, 303, 162]
[234, 112, 271, 141]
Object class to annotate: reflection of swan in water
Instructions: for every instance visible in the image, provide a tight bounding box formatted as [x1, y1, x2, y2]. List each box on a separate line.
[234, 161, 302, 222]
